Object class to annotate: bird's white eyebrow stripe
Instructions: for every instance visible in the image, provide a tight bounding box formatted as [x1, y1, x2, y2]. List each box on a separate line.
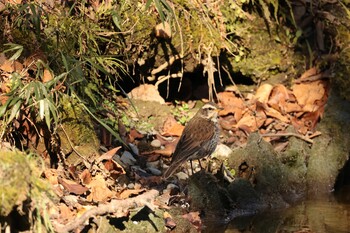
[202, 104, 215, 109]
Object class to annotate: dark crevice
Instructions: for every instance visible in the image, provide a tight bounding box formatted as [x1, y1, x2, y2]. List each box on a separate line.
[334, 154, 350, 191]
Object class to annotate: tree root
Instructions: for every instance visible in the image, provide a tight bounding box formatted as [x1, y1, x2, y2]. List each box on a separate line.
[53, 189, 160, 233]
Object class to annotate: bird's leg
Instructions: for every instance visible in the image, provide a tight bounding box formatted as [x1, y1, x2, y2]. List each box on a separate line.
[198, 159, 203, 170]
[190, 160, 194, 175]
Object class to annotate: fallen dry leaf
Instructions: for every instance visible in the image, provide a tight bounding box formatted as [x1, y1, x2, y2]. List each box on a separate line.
[264, 106, 290, 123]
[302, 110, 322, 132]
[290, 117, 308, 135]
[292, 80, 327, 112]
[129, 128, 144, 142]
[217, 92, 244, 122]
[268, 84, 290, 113]
[86, 174, 114, 202]
[44, 169, 60, 185]
[140, 153, 161, 162]
[273, 141, 289, 153]
[153, 142, 176, 157]
[58, 203, 75, 223]
[254, 83, 273, 103]
[118, 188, 146, 199]
[97, 146, 121, 163]
[0, 59, 14, 73]
[285, 102, 303, 113]
[234, 109, 266, 132]
[298, 67, 318, 81]
[58, 177, 89, 195]
[79, 169, 92, 185]
[162, 116, 184, 137]
[42, 69, 53, 83]
[0, 95, 9, 105]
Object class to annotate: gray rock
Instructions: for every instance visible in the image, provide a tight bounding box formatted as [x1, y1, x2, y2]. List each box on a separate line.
[120, 151, 137, 166]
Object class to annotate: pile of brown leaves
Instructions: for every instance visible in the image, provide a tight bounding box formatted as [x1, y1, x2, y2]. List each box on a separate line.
[218, 67, 329, 149]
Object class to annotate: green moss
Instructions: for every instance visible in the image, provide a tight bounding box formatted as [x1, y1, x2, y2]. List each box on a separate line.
[0, 150, 55, 222]
[59, 95, 99, 147]
[0, 151, 31, 216]
[58, 94, 100, 164]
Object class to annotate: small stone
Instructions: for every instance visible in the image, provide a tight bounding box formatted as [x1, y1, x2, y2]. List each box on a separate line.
[175, 172, 189, 180]
[213, 144, 233, 158]
[146, 161, 160, 168]
[127, 183, 135, 189]
[120, 151, 137, 166]
[147, 167, 162, 176]
[166, 183, 178, 190]
[128, 143, 139, 155]
[151, 139, 162, 148]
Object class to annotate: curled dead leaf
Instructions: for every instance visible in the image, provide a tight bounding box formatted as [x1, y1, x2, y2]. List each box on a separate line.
[86, 174, 114, 202]
[79, 169, 92, 185]
[118, 188, 146, 199]
[254, 83, 273, 103]
[268, 84, 290, 113]
[292, 80, 328, 112]
[97, 146, 121, 163]
[58, 177, 89, 195]
[217, 92, 244, 121]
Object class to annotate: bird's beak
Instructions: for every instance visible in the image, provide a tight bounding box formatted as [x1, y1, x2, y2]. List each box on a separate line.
[216, 106, 224, 112]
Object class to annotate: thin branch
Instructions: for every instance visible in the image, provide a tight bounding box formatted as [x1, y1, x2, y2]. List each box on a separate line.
[261, 132, 314, 144]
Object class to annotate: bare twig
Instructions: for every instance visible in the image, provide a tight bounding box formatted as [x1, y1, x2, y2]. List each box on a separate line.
[261, 132, 314, 144]
[154, 72, 183, 88]
[53, 189, 160, 233]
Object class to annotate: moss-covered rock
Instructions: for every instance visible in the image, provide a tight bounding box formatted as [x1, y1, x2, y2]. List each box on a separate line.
[0, 150, 32, 216]
[58, 94, 100, 164]
[0, 148, 55, 231]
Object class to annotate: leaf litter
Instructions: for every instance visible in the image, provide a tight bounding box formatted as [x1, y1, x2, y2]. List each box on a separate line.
[0, 53, 330, 231]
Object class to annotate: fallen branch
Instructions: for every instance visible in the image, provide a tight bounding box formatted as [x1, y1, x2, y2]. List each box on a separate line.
[261, 132, 314, 144]
[53, 189, 160, 233]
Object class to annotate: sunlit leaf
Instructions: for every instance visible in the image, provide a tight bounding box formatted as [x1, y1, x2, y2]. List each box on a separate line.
[39, 99, 45, 120]
[111, 11, 121, 31]
[7, 100, 22, 124]
[44, 99, 51, 128]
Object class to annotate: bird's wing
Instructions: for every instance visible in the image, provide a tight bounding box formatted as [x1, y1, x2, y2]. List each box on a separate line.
[170, 118, 215, 164]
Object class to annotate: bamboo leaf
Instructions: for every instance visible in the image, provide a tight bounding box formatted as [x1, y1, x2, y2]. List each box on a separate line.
[3, 44, 23, 61]
[39, 99, 45, 120]
[0, 97, 15, 117]
[111, 11, 122, 31]
[44, 100, 51, 128]
[7, 100, 22, 124]
[48, 100, 58, 125]
[79, 99, 125, 146]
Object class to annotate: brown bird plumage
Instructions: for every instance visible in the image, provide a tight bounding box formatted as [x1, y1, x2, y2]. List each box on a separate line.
[162, 102, 220, 179]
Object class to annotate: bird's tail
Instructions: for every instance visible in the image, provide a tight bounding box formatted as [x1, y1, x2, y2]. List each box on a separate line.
[162, 158, 185, 180]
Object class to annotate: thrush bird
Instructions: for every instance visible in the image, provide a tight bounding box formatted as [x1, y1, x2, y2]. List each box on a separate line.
[162, 102, 221, 179]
